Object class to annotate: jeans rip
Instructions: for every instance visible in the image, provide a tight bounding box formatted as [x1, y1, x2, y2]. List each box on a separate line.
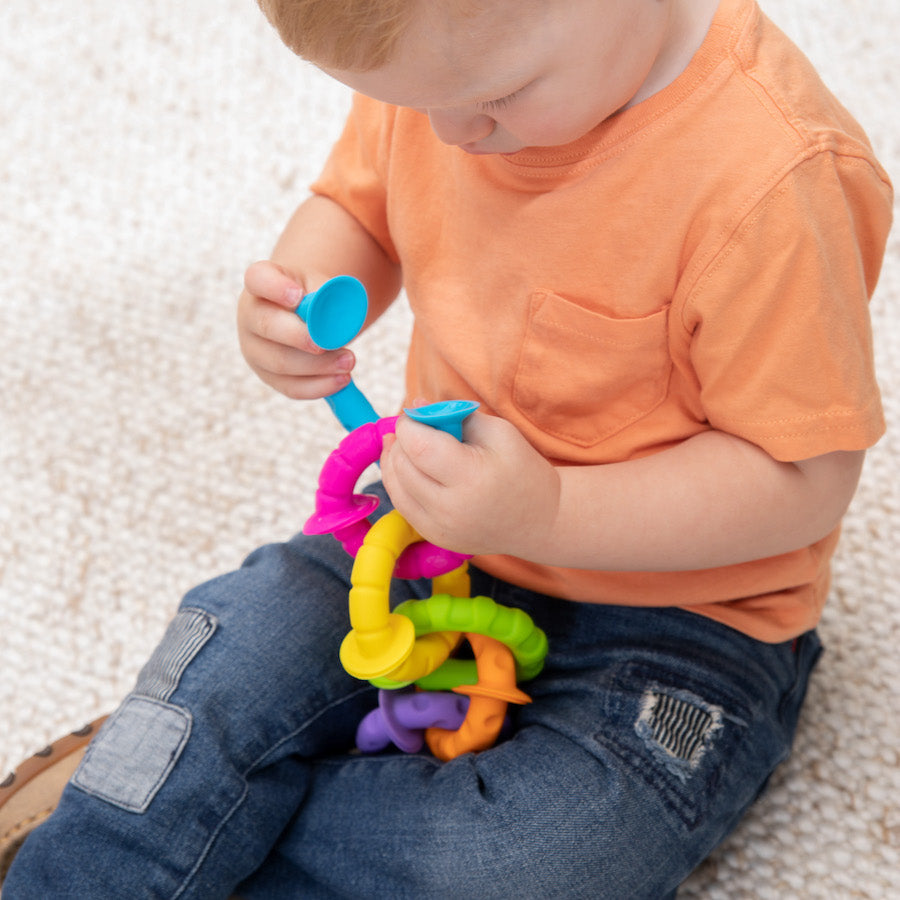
[590, 659, 752, 830]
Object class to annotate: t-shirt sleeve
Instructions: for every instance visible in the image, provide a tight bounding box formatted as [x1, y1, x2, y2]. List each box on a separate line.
[683, 149, 893, 461]
[310, 93, 399, 263]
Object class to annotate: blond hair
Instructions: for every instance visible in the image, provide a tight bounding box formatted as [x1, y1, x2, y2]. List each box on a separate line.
[256, 0, 416, 71]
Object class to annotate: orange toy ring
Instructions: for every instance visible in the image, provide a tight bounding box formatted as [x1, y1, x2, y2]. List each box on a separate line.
[425, 632, 531, 762]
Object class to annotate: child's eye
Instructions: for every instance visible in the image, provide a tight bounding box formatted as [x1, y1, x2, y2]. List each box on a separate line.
[478, 90, 521, 113]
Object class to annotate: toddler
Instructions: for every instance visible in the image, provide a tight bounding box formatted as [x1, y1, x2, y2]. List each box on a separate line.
[3, 0, 892, 897]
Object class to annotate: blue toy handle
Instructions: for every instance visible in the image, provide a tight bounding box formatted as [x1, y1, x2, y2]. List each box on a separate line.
[325, 382, 380, 434]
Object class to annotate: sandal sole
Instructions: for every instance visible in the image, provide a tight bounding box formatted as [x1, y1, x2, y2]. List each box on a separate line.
[0, 717, 107, 884]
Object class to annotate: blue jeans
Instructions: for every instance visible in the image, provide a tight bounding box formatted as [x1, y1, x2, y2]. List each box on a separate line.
[6, 485, 821, 899]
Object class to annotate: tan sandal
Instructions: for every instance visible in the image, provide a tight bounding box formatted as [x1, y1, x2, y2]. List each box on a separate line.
[0, 718, 107, 884]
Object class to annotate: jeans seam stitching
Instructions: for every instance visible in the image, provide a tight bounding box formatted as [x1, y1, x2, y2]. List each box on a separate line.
[247, 685, 374, 773]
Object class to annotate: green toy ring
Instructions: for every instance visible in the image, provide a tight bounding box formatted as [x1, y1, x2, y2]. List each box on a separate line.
[370, 594, 548, 690]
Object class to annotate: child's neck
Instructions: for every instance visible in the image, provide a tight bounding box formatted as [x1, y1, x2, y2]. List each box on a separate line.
[625, 0, 721, 110]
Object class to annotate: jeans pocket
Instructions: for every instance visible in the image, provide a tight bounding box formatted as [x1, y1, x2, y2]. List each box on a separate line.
[511, 289, 672, 448]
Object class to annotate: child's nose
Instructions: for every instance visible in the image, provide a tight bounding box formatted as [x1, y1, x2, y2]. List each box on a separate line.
[427, 108, 495, 147]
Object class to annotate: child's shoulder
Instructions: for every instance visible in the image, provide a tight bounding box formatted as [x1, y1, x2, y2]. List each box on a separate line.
[728, 1, 879, 160]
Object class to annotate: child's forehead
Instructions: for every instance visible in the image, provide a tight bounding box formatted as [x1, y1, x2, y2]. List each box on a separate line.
[324, 1, 548, 108]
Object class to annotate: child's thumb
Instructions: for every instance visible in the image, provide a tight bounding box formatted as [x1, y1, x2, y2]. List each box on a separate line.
[243, 260, 304, 309]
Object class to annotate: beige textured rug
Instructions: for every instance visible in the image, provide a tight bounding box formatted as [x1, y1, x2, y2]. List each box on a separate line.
[1, 2, 897, 896]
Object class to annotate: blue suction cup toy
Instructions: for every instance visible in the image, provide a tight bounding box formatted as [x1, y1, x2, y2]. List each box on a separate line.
[295, 275, 378, 432]
[404, 400, 480, 441]
[296, 275, 368, 351]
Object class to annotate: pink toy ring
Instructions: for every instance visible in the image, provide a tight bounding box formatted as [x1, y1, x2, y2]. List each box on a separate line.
[303, 416, 469, 580]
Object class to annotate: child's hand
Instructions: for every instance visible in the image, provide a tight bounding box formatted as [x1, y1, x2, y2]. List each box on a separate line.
[380, 412, 561, 559]
[237, 260, 356, 399]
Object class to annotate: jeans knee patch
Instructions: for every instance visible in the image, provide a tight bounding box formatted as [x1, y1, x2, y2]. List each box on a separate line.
[135, 607, 217, 701]
[72, 696, 192, 813]
[635, 688, 723, 780]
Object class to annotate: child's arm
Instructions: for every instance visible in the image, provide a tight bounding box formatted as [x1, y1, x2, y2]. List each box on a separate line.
[237, 194, 401, 400]
[381, 413, 864, 571]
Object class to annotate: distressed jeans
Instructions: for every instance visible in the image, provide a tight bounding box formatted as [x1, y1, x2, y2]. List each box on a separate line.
[5, 485, 821, 899]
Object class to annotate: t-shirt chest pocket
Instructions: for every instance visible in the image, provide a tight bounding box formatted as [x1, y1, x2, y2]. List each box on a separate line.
[511, 289, 672, 448]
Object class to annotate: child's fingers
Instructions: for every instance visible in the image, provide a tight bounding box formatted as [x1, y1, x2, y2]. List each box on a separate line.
[393, 415, 471, 484]
[243, 260, 303, 309]
[380, 434, 436, 523]
[242, 329, 353, 377]
[452, 409, 493, 446]
[261, 370, 352, 402]
[247, 298, 321, 354]
[241, 332, 353, 400]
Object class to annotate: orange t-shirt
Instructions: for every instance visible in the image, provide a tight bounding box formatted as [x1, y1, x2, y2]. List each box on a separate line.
[311, 0, 893, 642]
